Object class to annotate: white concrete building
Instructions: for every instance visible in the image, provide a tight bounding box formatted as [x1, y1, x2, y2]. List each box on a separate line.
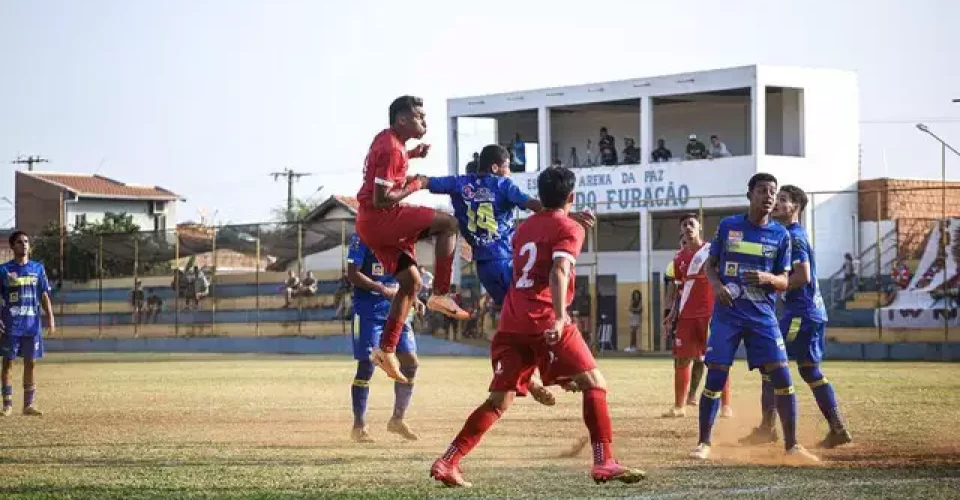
[447, 64, 860, 284]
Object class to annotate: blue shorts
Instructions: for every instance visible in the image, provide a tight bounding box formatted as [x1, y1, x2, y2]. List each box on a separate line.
[780, 315, 825, 364]
[477, 259, 513, 306]
[352, 315, 416, 361]
[0, 335, 44, 361]
[704, 317, 787, 370]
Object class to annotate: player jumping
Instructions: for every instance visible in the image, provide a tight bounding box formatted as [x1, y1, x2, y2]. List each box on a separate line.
[346, 233, 422, 443]
[662, 214, 732, 419]
[739, 185, 853, 448]
[421, 144, 595, 405]
[689, 173, 817, 462]
[430, 167, 644, 487]
[0, 231, 55, 417]
[356, 95, 469, 383]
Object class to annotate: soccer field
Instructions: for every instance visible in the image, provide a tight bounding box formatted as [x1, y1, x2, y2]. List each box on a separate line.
[0, 354, 958, 499]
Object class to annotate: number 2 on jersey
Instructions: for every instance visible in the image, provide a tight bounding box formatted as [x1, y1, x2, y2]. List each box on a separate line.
[467, 202, 497, 234]
[515, 242, 537, 289]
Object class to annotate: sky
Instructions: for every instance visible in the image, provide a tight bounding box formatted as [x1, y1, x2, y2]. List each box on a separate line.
[1, 0, 958, 226]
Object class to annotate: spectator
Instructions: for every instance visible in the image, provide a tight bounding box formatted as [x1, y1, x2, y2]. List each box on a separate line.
[513, 133, 526, 169]
[892, 260, 912, 290]
[550, 159, 562, 169]
[622, 138, 641, 165]
[333, 270, 351, 318]
[651, 139, 673, 163]
[283, 269, 300, 308]
[567, 146, 579, 168]
[418, 265, 434, 301]
[171, 268, 188, 308]
[707, 135, 731, 158]
[598, 127, 618, 165]
[189, 266, 209, 310]
[465, 152, 479, 174]
[627, 289, 642, 352]
[841, 252, 859, 301]
[131, 279, 145, 323]
[299, 270, 318, 298]
[145, 288, 163, 323]
[685, 134, 708, 160]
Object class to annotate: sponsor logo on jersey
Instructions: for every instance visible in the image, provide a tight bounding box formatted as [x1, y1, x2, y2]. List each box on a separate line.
[461, 184, 476, 200]
[371, 263, 384, 276]
[728, 231, 743, 242]
[726, 283, 741, 299]
[474, 187, 495, 202]
[762, 245, 777, 258]
[724, 262, 739, 277]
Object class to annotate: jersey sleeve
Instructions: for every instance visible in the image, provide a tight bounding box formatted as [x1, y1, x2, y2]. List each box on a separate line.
[501, 178, 531, 208]
[371, 144, 405, 188]
[37, 265, 51, 296]
[672, 252, 686, 282]
[346, 234, 365, 265]
[427, 176, 459, 195]
[774, 230, 792, 275]
[709, 219, 727, 259]
[552, 221, 585, 265]
[791, 231, 810, 266]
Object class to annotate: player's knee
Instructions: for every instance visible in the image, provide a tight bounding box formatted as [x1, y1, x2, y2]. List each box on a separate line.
[704, 368, 729, 392]
[705, 363, 729, 372]
[675, 358, 693, 368]
[573, 369, 606, 391]
[437, 212, 458, 233]
[798, 364, 825, 385]
[486, 391, 514, 413]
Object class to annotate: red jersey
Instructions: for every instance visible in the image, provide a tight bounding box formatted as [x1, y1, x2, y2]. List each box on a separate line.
[673, 242, 714, 319]
[499, 211, 585, 335]
[357, 129, 409, 209]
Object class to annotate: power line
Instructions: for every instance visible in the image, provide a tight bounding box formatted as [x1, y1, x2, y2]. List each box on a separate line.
[860, 118, 960, 124]
[269, 168, 312, 218]
[10, 155, 50, 171]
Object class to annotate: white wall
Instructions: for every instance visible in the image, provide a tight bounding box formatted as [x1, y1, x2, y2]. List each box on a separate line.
[68, 198, 169, 231]
[653, 101, 751, 159]
[766, 89, 804, 156]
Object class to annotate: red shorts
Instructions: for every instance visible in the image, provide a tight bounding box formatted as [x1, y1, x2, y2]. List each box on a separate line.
[674, 317, 709, 359]
[356, 205, 435, 275]
[489, 325, 596, 396]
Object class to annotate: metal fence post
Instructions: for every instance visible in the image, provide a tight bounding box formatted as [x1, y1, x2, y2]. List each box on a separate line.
[211, 226, 218, 337]
[174, 230, 180, 338]
[297, 221, 303, 336]
[875, 190, 882, 340]
[133, 236, 139, 339]
[255, 225, 261, 337]
[97, 235, 103, 339]
[645, 209, 653, 352]
[341, 219, 347, 334]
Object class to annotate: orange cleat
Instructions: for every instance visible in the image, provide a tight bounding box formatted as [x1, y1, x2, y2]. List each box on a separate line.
[591, 460, 646, 484]
[427, 295, 470, 321]
[430, 458, 472, 487]
[529, 384, 556, 406]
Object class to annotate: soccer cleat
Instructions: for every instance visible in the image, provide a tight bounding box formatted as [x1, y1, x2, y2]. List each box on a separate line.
[785, 444, 820, 463]
[661, 406, 686, 418]
[22, 406, 42, 417]
[427, 295, 470, 321]
[0, 407, 11, 417]
[387, 418, 419, 441]
[350, 426, 374, 443]
[370, 348, 408, 383]
[818, 429, 853, 449]
[430, 458, 472, 488]
[738, 426, 779, 446]
[529, 385, 556, 406]
[685, 397, 698, 407]
[719, 405, 734, 418]
[558, 436, 589, 458]
[591, 460, 646, 484]
[689, 443, 711, 460]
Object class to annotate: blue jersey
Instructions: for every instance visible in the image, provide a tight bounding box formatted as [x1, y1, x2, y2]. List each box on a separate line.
[428, 174, 530, 262]
[783, 223, 828, 323]
[346, 234, 396, 320]
[0, 260, 50, 337]
[709, 215, 791, 327]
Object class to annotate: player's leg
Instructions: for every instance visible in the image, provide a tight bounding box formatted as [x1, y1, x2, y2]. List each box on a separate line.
[21, 337, 41, 416]
[690, 319, 740, 459]
[424, 210, 469, 320]
[795, 320, 851, 448]
[0, 346, 13, 417]
[370, 255, 420, 382]
[686, 359, 704, 406]
[662, 357, 692, 418]
[746, 325, 818, 461]
[388, 327, 420, 441]
[547, 324, 644, 483]
[350, 314, 375, 442]
[719, 375, 733, 418]
[739, 369, 778, 445]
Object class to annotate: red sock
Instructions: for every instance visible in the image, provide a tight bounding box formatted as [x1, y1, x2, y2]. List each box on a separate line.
[675, 363, 692, 408]
[379, 315, 404, 352]
[583, 387, 614, 465]
[442, 400, 503, 465]
[721, 378, 731, 407]
[433, 248, 454, 296]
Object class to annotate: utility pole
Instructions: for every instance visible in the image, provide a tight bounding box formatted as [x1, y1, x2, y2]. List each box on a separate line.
[269, 168, 312, 220]
[10, 155, 50, 171]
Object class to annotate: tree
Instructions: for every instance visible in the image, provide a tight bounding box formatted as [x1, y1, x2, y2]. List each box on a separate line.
[270, 197, 320, 223]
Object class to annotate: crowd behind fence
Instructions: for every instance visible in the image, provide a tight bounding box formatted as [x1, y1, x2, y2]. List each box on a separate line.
[24, 185, 960, 350]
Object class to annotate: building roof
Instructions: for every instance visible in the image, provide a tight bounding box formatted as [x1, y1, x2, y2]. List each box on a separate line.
[19, 171, 181, 201]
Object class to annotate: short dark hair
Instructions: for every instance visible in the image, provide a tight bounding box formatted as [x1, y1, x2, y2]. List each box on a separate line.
[388, 95, 423, 125]
[710, 135, 718, 140]
[600, 127, 608, 133]
[8, 230, 26, 248]
[538, 167, 577, 209]
[748, 172, 778, 192]
[478, 144, 509, 174]
[679, 213, 699, 225]
[780, 184, 808, 212]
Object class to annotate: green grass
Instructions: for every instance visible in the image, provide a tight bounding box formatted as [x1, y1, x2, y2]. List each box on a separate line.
[0, 354, 958, 499]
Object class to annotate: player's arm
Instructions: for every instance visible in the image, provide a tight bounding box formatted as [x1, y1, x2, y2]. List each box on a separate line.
[373, 180, 424, 208]
[346, 263, 394, 298]
[39, 267, 55, 333]
[371, 148, 425, 208]
[745, 233, 791, 291]
[787, 237, 812, 291]
[547, 255, 573, 344]
[425, 175, 458, 195]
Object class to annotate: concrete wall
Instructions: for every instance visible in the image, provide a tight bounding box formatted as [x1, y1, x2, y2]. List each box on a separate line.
[67, 198, 169, 232]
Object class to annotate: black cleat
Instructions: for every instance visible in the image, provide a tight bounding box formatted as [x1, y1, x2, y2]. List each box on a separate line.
[818, 429, 853, 449]
[738, 426, 779, 446]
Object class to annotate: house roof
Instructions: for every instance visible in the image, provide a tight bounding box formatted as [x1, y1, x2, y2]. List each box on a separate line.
[19, 171, 181, 201]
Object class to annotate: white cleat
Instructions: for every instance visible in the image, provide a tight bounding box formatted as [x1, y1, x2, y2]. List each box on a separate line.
[0, 406, 12, 417]
[689, 443, 711, 460]
[22, 406, 42, 417]
[785, 444, 820, 463]
[661, 406, 686, 418]
[719, 405, 734, 418]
